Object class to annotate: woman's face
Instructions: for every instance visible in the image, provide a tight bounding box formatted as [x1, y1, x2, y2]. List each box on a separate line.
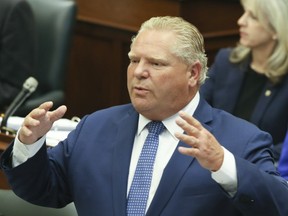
[238, 1, 276, 51]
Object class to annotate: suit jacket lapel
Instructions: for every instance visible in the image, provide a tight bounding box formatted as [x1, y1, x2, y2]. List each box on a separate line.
[220, 57, 249, 113]
[250, 81, 276, 125]
[224, 68, 245, 112]
[147, 98, 213, 215]
[146, 139, 195, 216]
[112, 106, 139, 216]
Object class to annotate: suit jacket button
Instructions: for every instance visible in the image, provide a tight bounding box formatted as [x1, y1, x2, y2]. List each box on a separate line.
[265, 90, 272, 97]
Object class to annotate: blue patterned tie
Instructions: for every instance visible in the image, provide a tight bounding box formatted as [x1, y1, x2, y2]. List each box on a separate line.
[127, 121, 165, 216]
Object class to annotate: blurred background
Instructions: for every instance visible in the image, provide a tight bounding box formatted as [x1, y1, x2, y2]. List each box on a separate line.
[64, 0, 242, 118]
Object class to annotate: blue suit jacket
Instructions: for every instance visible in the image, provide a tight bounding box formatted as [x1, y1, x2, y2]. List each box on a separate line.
[1, 98, 288, 216]
[200, 48, 288, 159]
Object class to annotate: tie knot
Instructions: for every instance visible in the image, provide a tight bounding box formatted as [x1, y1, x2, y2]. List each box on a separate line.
[147, 121, 165, 135]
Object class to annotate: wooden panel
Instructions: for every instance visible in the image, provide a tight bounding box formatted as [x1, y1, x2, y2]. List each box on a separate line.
[65, 21, 133, 118]
[204, 30, 239, 65]
[181, 0, 242, 33]
[181, 0, 242, 64]
[76, 0, 180, 31]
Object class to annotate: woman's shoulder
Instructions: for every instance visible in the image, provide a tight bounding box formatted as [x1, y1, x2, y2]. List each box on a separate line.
[211, 47, 236, 69]
[215, 47, 233, 59]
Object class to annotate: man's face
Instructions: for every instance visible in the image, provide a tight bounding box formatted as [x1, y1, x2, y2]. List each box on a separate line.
[127, 30, 198, 120]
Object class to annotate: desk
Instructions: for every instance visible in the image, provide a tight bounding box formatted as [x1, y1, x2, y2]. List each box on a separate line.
[0, 133, 14, 189]
[0, 133, 14, 150]
[0, 169, 10, 189]
[0, 118, 78, 190]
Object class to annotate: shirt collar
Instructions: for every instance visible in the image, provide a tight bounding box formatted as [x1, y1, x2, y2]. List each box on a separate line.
[137, 92, 200, 137]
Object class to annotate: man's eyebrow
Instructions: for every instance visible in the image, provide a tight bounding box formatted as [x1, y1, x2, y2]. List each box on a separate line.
[128, 52, 135, 58]
[147, 56, 166, 62]
[128, 53, 166, 62]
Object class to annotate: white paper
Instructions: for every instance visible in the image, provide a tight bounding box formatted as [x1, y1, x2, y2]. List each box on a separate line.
[0, 116, 79, 146]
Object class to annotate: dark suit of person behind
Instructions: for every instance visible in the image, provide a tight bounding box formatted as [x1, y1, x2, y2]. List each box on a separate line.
[200, 48, 288, 160]
[0, 0, 36, 112]
[1, 16, 288, 216]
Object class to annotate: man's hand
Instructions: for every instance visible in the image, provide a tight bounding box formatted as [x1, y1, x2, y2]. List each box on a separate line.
[175, 111, 224, 171]
[19, 101, 67, 144]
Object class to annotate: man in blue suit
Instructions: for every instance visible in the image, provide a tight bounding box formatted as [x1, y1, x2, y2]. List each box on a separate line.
[1, 16, 288, 216]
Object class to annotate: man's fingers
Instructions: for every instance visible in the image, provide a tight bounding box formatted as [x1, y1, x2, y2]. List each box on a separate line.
[37, 101, 53, 117]
[27, 101, 53, 120]
[19, 102, 67, 144]
[178, 146, 199, 157]
[22, 116, 40, 128]
[39, 101, 54, 110]
[176, 112, 201, 138]
[178, 111, 203, 130]
[175, 132, 198, 148]
[49, 105, 67, 122]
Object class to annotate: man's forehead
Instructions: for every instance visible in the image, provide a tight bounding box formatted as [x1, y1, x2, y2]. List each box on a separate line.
[128, 47, 173, 61]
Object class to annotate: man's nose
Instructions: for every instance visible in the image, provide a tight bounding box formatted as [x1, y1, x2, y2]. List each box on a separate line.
[134, 61, 149, 78]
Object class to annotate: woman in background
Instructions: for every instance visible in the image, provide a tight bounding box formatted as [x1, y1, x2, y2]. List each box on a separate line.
[200, 0, 288, 161]
[0, 0, 36, 112]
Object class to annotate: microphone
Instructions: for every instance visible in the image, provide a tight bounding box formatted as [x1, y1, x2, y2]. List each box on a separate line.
[0, 77, 38, 132]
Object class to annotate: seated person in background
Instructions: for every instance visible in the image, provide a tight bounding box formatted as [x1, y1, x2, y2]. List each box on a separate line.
[278, 130, 288, 180]
[1, 16, 288, 216]
[0, 0, 36, 112]
[200, 0, 288, 161]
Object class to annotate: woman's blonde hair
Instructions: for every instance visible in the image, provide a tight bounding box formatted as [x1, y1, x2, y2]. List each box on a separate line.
[131, 16, 208, 85]
[230, 0, 288, 83]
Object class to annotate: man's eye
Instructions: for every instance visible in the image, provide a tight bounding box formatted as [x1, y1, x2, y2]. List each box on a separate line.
[130, 59, 139, 64]
[152, 62, 162, 67]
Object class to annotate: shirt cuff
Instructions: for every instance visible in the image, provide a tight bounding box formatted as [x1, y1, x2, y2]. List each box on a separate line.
[12, 130, 46, 167]
[211, 147, 237, 196]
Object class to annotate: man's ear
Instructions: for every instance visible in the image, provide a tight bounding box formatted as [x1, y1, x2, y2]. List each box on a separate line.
[188, 61, 201, 85]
